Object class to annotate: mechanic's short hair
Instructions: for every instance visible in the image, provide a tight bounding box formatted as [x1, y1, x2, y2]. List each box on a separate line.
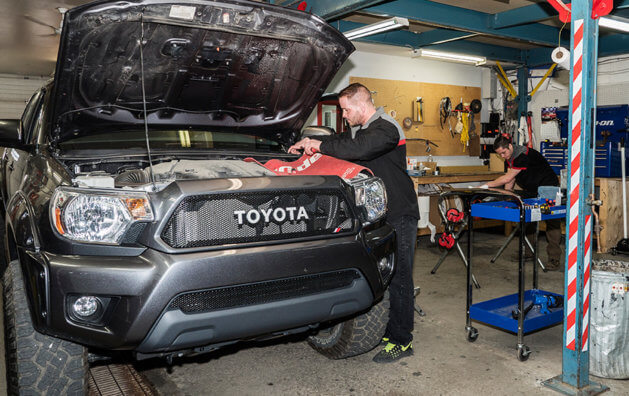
[339, 83, 372, 104]
[493, 134, 512, 151]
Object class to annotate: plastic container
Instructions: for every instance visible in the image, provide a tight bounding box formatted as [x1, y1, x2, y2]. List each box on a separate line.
[538, 185, 560, 201]
[589, 260, 629, 379]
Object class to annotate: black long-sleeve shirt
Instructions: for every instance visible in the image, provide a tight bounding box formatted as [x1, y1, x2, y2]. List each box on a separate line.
[315, 108, 419, 221]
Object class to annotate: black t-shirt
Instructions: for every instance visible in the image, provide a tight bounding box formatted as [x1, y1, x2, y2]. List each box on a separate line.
[508, 146, 559, 193]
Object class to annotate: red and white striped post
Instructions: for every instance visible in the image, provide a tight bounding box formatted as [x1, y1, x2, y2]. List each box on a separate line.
[544, 1, 607, 393]
[564, 18, 583, 353]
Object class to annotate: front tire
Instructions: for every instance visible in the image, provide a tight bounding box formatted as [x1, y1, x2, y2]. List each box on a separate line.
[308, 291, 389, 359]
[3, 260, 88, 395]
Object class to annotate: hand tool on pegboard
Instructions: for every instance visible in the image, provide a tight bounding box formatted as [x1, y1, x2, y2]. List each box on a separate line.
[526, 111, 534, 149]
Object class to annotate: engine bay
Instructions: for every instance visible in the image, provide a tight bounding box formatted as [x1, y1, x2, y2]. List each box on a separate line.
[70, 158, 277, 191]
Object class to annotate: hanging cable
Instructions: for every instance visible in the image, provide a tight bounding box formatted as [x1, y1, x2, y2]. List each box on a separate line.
[139, 15, 157, 191]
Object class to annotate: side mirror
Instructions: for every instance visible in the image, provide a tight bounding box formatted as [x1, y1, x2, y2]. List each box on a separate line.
[0, 120, 22, 147]
[300, 126, 335, 139]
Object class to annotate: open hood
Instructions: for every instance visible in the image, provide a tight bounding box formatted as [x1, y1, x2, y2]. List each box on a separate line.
[51, 0, 354, 145]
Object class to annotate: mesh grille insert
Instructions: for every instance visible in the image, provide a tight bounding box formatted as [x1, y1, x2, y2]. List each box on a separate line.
[161, 189, 354, 248]
[168, 269, 361, 314]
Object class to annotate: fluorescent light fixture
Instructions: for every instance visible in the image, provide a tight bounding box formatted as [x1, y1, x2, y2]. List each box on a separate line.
[599, 15, 629, 33]
[344, 17, 409, 40]
[412, 48, 486, 66]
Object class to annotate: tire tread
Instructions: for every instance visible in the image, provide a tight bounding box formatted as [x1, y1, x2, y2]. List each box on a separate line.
[3, 260, 88, 395]
[308, 291, 389, 359]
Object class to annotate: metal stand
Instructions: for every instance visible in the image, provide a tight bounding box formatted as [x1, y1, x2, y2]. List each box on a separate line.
[414, 286, 425, 317]
[465, 193, 533, 360]
[491, 223, 547, 272]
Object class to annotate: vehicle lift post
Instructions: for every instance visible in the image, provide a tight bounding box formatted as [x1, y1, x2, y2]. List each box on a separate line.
[542, 0, 608, 394]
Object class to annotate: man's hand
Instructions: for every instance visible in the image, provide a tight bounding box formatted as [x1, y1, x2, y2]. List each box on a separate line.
[288, 138, 321, 155]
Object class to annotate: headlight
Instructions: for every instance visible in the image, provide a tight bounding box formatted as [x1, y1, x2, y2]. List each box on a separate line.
[351, 177, 387, 224]
[51, 187, 153, 244]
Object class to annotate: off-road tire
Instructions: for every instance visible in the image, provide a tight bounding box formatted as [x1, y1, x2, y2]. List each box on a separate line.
[3, 260, 88, 395]
[307, 291, 389, 359]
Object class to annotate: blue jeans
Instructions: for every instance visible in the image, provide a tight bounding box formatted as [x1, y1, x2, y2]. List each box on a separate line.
[385, 216, 418, 345]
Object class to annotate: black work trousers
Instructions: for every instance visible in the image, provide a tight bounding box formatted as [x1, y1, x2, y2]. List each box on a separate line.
[385, 215, 419, 345]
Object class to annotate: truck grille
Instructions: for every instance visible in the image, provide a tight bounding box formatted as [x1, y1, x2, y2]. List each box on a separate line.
[168, 269, 361, 313]
[161, 189, 355, 248]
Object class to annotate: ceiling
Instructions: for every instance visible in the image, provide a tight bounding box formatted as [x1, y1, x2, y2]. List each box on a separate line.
[1, 0, 628, 77]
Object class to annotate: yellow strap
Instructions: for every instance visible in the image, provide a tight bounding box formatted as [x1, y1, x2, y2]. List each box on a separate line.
[495, 72, 517, 100]
[496, 61, 517, 96]
[530, 63, 557, 98]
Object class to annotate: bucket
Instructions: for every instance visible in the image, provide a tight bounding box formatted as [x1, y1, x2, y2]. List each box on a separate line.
[589, 260, 629, 379]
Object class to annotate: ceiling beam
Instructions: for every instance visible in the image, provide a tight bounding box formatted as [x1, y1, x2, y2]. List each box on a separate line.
[280, 0, 391, 21]
[525, 32, 629, 66]
[491, 3, 557, 29]
[415, 29, 478, 47]
[492, 0, 629, 29]
[599, 33, 629, 57]
[362, 0, 564, 47]
[523, 47, 555, 67]
[423, 41, 525, 64]
[335, 20, 525, 64]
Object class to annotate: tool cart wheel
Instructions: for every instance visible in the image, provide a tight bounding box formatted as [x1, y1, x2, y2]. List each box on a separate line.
[466, 327, 478, 342]
[517, 345, 531, 361]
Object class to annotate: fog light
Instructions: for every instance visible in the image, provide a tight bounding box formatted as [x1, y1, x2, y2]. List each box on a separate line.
[378, 257, 392, 272]
[377, 253, 395, 284]
[72, 296, 99, 317]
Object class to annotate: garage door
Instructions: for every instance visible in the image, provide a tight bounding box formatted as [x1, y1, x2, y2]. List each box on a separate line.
[0, 75, 48, 119]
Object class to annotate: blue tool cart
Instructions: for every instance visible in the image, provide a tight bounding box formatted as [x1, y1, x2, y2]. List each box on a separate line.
[439, 188, 566, 361]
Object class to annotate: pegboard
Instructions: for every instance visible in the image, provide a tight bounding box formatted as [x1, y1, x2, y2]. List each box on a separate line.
[349, 76, 482, 156]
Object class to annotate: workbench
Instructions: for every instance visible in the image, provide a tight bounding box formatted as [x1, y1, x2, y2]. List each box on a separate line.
[412, 172, 504, 185]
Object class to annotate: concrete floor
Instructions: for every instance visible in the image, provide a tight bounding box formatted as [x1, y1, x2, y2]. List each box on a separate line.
[137, 229, 629, 395]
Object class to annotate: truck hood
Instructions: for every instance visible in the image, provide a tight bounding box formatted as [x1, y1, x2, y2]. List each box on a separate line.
[51, 0, 354, 145]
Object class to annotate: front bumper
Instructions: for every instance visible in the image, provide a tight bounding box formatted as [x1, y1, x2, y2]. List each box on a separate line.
[27, 224, 395, 352]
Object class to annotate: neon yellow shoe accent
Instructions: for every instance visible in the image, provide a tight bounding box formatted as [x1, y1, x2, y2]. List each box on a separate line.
[373, 342, 413, 363]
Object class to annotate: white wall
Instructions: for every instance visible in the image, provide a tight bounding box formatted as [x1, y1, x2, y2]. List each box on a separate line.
[310, 42, 484, 166]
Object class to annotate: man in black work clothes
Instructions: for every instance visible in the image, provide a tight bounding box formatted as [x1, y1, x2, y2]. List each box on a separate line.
[480, 134, 562, 270]
[289, 83, 420, 363]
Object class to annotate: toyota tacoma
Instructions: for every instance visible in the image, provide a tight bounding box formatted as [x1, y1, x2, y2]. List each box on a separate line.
[0, 0, 395, 394]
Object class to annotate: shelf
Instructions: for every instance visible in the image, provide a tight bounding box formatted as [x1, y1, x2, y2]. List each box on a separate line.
[469, 289, 563, 334]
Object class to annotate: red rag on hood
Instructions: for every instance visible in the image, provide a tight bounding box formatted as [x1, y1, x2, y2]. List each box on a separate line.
[245, 153, 372, 179]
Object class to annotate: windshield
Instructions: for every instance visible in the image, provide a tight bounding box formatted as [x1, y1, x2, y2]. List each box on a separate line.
[57, 129, 284, 153]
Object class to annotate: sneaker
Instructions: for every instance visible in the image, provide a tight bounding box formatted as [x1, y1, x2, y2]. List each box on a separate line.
[380, 336, 390, 345]
[372, 342, 413, 363]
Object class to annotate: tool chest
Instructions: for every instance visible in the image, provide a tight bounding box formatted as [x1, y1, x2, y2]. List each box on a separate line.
[540, 141, 627, 177]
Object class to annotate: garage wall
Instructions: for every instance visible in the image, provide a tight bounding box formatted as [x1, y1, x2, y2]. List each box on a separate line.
[0, 74, 49, 119]
[529, 55, 629, 146]
[310, 42, 485, 166]
[326, 42, 482, 93]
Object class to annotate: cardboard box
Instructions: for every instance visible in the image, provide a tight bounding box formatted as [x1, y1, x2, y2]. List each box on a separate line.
[489, 153, 506, 173]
